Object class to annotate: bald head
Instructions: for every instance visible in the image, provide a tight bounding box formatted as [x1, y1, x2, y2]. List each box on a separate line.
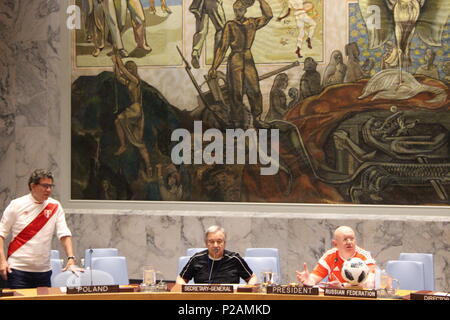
[332, 226, 357, 259]
[334, 226, 355, 240]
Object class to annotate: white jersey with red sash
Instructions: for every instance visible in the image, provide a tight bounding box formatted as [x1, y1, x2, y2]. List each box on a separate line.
[0, 194, 72, 272]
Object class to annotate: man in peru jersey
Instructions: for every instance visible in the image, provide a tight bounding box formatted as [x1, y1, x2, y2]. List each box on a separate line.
[0, 169, 80, 288]
[296, 226, 376, 288]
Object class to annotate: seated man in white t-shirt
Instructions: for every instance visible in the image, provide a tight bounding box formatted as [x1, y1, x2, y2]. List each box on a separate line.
[0, 169, 81, 289]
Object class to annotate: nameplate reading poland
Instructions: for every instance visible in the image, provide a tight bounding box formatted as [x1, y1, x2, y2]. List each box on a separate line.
[182, 285, 234, 293]
[66, 285, 120, 294]
[266, 285, 319, 295]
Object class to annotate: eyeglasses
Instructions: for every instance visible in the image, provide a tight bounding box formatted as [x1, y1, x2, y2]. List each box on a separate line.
[207, 239, 224, 245]
[39, 183, 55, 189]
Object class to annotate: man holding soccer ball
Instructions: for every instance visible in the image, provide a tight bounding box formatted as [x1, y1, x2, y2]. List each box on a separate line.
[296, 226, 376, 288]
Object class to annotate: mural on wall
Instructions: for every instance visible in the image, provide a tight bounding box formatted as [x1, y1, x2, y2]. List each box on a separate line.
[71, 0, 450, 205]
[75, 0, 183, 67]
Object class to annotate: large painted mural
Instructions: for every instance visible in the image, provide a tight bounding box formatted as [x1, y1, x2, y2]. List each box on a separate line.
[71, 0, 450, 205]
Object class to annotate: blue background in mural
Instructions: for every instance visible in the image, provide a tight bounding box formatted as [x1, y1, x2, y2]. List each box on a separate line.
[348, 3, 450, 80]
[141, 0, 182, 7]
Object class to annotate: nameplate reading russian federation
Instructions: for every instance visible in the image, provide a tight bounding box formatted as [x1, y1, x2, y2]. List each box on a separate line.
[324, 288, 377, 299]
[266, 285, 319, 295]
[66, 285, 120, 294]
[182, 285, 234, 293]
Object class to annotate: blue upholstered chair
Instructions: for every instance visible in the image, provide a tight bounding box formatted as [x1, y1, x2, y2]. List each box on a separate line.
[385, 260, 426, 291]
[177, 255, 194, 284]
[50, 250, 60, 260]
[84, 248, 119, 268]
[399, 253, 435, 290]
[50, 258, 63, 282]
[244, 248, 281, 279]
[186, 248, 207, 256]
[67, 270, 115, 287]
[91, 256, 129, 285]
[241, 256, 278, 285]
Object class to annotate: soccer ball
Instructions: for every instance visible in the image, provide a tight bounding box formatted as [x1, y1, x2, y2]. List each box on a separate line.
[341, 258, 369, 285]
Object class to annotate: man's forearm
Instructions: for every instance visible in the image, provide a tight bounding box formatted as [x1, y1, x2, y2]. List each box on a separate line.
[259, 0, 273, 20]
[60, 236, 75, 257]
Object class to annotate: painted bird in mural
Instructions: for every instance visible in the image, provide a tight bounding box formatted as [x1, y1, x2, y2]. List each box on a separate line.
[358, 0, 449, 79]
[357, 0, 449, 102]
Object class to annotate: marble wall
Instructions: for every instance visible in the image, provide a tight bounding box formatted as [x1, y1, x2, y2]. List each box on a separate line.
[0, 0, 449, 292]
[49, 210, 450, 291]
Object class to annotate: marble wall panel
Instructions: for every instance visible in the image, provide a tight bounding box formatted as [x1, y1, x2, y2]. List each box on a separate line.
[51, 212, 450, 291]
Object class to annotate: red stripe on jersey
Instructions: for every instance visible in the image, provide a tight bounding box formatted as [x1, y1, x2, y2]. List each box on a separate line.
[7, 203, 58, 258]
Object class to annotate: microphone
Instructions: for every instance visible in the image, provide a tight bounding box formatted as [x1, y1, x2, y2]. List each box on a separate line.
[208, 248, 219, 284]
[89, 247, 94, 286]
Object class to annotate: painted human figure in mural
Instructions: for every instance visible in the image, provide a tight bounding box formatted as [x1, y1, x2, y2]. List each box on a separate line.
[265, 73, 289, 121]
[149, 0, 172, 14]
[156, 164, 183, 201]
[189, 0, 226, 69]
[111, 50, 153, 179]
[415, 48, 439, 79]
[322, 50, 347, 87]
[299, 56, 321, 100]
[82, 0, 105, 57]
[208, 0, 273, 128]
[101, 0, 151, 58]
[277, 0, 317, 58]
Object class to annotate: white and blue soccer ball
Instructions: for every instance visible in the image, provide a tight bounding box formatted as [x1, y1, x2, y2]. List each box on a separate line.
[341, 257, 369, 285]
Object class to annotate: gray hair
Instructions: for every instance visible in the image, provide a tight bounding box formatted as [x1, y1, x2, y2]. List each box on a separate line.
[28, 169, 54, 190]
[204, 225, 226, 242]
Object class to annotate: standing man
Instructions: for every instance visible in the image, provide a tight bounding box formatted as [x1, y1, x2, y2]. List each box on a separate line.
[208, 0, 273, 128]
[296, 226, 376, 288]
[176, 225, 257, 284]
[190, 0, 227, 69]
[102, 0, 151, 58]
[277, 0, 317, 58]
[0, 169, 79, 289]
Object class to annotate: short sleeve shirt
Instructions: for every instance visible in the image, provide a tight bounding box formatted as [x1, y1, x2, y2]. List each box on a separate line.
[311, 247, 375, 283]
[179, 249, 253, 284]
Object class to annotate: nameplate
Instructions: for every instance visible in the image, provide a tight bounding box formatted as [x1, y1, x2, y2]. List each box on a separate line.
[66, 285, 120, 294]
[182, 285, 234, 293]
[324, 288, 377, 299]
[266, 285, 319, 296]
[410, 292, 450, 300]
[0, 289, 15, 297]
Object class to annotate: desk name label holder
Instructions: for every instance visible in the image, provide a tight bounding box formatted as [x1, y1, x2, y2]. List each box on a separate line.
[324, 288, 377, 299]
[182, 284, 234, 293]
[410, 292, 450, 300]
[0, 289, 15, 297]
[66, 285, 120, 294]
[266, 285, 319, 296]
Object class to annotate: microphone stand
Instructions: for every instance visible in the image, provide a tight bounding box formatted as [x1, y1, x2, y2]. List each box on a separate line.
[208, 248, 219, 284]
[89, 248, 94, 286]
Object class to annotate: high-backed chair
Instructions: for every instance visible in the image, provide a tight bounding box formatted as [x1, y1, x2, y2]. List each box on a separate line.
[241, 256, 278, 285]
[50, 250, 60, 260]
[84, 248, 119, 268]
[66, 270, 115, 287]
[399, 253, 435, 290]
[91, 256, 129, 285]
[186, 248, 207, 256]
[385, 260, 426, 291]
[177, 256, 194, 284]
[52, 271, 74, 287]
[244, 248, 281, 279]
[50, 258, 63, 282]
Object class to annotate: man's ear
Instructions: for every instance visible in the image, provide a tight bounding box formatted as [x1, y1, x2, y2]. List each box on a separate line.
[332, 239, 337, 247]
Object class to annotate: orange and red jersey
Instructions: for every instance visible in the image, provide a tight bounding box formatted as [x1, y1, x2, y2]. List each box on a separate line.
[311, 246, 375, 283]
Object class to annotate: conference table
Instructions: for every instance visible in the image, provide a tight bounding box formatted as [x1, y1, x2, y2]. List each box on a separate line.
[0, 284, 418, 300]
